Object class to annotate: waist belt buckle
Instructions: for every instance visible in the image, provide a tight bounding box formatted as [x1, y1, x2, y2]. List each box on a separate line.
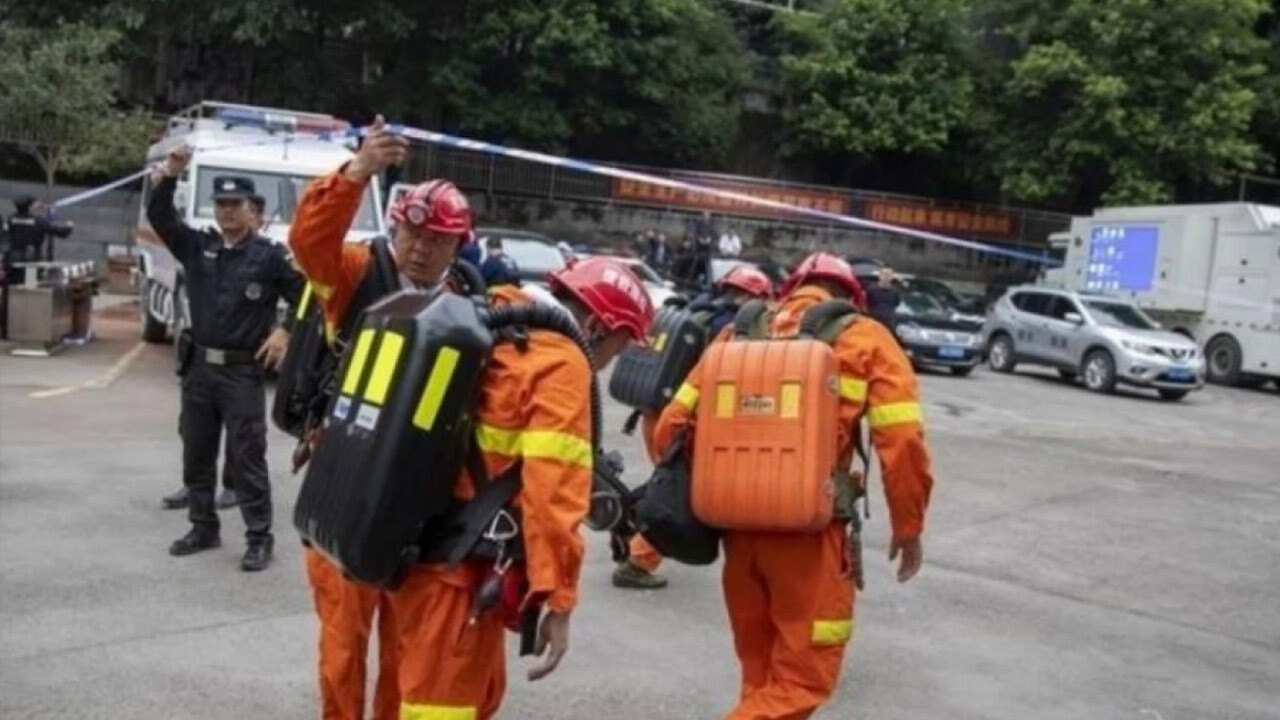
[205, 348, 227, 365]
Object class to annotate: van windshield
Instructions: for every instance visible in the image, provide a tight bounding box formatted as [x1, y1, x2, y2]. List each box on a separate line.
[195, 167, 381, 232]
[1083, 299, 1156, 330]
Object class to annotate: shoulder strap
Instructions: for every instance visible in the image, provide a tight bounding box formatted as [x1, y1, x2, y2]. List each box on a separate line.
[814, 312, 858, 346]
[369, 236, 401, 293]
[732, 299, 772, 339]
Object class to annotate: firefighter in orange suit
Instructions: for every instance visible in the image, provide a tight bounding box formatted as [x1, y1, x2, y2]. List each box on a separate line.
[288, 116, 474, 720]
[615, 264, 778, 590]
[652, 251, 933, 720]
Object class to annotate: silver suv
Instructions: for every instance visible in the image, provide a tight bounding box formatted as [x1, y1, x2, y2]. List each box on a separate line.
[984, 286, 1205, 401]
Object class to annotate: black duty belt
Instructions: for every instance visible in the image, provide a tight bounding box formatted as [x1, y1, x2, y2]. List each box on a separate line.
[196, 345, 257, 366]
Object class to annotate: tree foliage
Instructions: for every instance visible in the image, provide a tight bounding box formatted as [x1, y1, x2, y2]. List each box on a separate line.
[775, 0, 975, 158]
[0, 22, 158, 192]
[4, 0, 1280, 212]
[985, 0, 1268, 207]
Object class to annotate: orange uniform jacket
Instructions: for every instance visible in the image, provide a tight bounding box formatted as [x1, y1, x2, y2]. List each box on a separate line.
[291, 171, 592, 612]
[653, 285, 933, 541]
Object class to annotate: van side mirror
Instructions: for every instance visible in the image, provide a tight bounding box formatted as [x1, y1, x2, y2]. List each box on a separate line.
[1063, 312, 1084, 325]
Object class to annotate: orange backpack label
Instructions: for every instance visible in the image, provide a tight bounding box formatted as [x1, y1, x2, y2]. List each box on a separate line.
[691, 337, 840, 532]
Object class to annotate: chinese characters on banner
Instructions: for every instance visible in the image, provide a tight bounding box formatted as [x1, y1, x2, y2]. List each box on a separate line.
[610, 177, 1023, 241]
[612, 178, 850, 219]
[863, 199, 1019, 238]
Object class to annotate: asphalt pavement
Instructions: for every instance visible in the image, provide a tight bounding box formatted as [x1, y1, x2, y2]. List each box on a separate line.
[1, 299, 1277, 720]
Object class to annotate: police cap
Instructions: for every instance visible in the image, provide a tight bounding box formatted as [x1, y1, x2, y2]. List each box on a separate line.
[212, 176, 257, 201]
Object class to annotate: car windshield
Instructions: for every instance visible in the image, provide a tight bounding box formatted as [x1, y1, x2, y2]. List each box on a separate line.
[1083, 299, 1156, 329]
[625, 261, 663, 283]
[710, 259, 752, 282]
[899, 290, 947, 315]
[908, 278, 961, 305]
[499, 238, 565, 276]
[196, 167, 381, 231]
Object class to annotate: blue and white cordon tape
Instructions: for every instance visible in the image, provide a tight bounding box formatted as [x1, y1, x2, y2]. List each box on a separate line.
[53, 121, 1056, 265]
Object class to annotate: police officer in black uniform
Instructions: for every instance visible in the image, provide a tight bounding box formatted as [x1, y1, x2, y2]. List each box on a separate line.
[147, 145, 303, 571]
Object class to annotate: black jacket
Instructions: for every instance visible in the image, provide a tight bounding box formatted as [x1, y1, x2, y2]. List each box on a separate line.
[147, 177, 304, 351]
[5, 212, 72, 260]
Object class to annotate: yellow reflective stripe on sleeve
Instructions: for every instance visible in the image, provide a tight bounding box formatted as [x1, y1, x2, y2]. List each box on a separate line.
[475, 425, 592, 469]
[400, 703, 477, 720]
[839, 376, 868, 403]
[295, 282, 313, 320]
[311, 282, 334, 301]
[341, 329, 375, 395]
[811, 619, 854, 645]
[364, 331, 404, 405]
[412, 347, 460, 431]
[674, 383, 700, 410]
[867, 401, 923, 428]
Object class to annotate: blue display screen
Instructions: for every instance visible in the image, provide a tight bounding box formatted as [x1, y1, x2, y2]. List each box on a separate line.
[1085, 225, 1159, 292]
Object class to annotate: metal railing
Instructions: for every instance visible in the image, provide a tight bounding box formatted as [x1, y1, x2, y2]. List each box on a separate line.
[410, 143, 1071, 250]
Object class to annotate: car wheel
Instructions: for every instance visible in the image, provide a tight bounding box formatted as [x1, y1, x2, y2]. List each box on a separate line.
[1058, 369, 1077, 382]
[1082, 349, 1117, 394]
[1157, 388, 1189, 401]
[1204, 334, 1243, 385]
[988, 335, 1016, 373]
[949, 366, 975, 377]
[140, 280, 168, 343]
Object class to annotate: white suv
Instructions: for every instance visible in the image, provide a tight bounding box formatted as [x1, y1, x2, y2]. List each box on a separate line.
[984, 287, 1205, 401]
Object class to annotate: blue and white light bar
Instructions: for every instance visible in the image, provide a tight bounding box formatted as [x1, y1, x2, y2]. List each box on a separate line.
[214, 106, 351, 135]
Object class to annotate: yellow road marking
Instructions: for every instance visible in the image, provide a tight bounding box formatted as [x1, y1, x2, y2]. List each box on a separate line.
[29, 342, 147, 399]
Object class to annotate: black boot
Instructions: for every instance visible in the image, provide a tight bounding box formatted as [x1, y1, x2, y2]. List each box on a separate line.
[169, 528, 221, 556]
[162, 486, 190, 510]
[241, 536, 274, 572]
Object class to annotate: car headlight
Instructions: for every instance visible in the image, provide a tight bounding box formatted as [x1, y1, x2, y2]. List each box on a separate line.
[1121, 339, 1158, 355]
[896, 324, 926, 342]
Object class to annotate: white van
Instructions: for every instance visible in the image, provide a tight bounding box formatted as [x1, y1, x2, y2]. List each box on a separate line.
[136, 102, 386, 342]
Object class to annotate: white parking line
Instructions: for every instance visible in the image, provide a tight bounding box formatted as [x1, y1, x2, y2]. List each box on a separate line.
[28, 342, 147, 399]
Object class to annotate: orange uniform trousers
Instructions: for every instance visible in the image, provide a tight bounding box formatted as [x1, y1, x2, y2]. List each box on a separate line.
[305, 549, 400, 720]
[721, 522, 856, 720]
[388, 563, 507, 720]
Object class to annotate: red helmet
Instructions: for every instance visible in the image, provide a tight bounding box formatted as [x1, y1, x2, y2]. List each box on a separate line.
[780, 252, 867, 310]
[547, 257, 655, 342]
[717, 265, 774, 299]
[389, 180, 473, 239]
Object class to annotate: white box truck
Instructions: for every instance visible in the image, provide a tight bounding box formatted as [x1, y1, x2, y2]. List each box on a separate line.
[1054, 203, 1280, 387]
[135, 102, 386, 343]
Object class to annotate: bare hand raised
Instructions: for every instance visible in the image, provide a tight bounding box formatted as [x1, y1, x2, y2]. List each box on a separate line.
[345, 115, 409, 183]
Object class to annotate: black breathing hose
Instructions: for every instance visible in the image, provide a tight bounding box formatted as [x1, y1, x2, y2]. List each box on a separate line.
[448, 260, 487, 299]
[482, 304, 602, 451]
[798, 300, 857, 338]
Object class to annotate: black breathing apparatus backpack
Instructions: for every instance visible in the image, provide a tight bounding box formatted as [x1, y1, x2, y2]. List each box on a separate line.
[272, 237, 485, 439]
[291, 286, 605, 590]
[607, 295, 740, 433]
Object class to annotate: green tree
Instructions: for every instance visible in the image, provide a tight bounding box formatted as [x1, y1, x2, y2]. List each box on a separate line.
[988, 0, 1269, 208]
[0, 22, 158, 194]
[774, 0, 976, 160]
[378, 0, 748, 165]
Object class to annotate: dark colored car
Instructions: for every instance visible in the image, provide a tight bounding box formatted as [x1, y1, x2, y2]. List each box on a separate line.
[891, 290, 985, 376]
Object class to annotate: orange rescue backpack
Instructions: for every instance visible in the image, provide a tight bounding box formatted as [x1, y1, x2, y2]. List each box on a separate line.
[690, 300, 862, 532]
